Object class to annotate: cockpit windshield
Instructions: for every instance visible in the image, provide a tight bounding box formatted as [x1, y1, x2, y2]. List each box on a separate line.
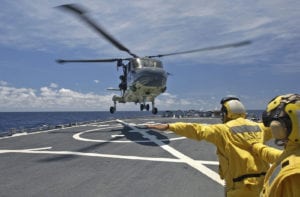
[130, 58, 163, 69]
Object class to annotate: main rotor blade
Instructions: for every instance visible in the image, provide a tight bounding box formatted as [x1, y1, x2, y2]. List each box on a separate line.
[56, 4, 138, 58]
[147, 40, 251, 58]
[56, 58, 122, 64]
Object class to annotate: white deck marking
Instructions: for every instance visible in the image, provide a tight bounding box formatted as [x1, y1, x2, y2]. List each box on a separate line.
[0, 147, 216, 165]
[12, 132, 28, 137]
[73, 126, 186, 143]
[117, 119, 225, 186]
[0, 120, 118, 140]
[111, 134, 125, 138]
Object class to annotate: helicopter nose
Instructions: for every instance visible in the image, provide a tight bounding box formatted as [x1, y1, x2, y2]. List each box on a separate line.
[134, 69, 167, 87]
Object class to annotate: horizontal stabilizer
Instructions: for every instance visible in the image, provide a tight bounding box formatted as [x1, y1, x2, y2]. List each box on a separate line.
[107, 88, 121, 91]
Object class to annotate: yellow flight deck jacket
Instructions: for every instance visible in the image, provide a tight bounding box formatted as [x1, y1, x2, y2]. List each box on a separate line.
[168, 118, 272, 197]
[252, 142, 300, 197]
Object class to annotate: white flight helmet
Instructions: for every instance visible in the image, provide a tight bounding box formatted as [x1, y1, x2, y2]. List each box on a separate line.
[220, 96, 246, 123]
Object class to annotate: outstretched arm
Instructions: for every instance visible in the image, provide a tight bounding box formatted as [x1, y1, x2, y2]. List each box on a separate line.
[147, 122, 221, 143]
[251, 143, 282, 164]
[234, 131, 282, 164]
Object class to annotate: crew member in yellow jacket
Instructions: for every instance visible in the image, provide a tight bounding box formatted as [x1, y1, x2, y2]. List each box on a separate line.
[238, 94, 300, 197]
[147, 96, 272, 197]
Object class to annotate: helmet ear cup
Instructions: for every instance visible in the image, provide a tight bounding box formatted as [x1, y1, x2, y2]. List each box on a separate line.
[221, 105, 227, 114]
[270, 120, 288, 140]
[221, 106, 228, 122]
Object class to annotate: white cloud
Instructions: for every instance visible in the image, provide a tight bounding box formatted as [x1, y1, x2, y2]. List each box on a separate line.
[1, 1, 299, 71]
[0, 82, 204, 112]
[155, 93, 216, 111]
[225, 17, 273, 35]
[0, 81, 219, 112]
[0, 81, 9, 86]
[0, 82, 114, 111]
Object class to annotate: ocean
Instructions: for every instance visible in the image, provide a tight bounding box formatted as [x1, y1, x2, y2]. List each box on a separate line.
[0, 110, 263, 136]
[0, 111, 156, 135]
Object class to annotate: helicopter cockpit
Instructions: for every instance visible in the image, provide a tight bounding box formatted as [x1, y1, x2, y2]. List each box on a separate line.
[129, 58, 163, 71]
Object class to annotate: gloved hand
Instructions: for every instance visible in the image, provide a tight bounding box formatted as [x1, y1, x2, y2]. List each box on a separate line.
[146, 124, 169, 131]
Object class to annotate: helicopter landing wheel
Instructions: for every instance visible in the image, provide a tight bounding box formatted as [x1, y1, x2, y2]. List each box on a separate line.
[152, 107, 158, 115]
[110, 106, 116, 114]
[140, 104, 145, 111]
[146, 104, 150, 111]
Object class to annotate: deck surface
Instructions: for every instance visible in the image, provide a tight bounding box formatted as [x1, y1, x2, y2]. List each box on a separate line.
[0, 117, 224, 197]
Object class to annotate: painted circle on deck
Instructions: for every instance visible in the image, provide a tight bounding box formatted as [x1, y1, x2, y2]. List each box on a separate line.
[73, 124, 185, 143]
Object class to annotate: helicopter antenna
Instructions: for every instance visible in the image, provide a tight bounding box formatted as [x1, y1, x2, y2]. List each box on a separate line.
[56, 4, 138, 58]
[147, 40, 251, 58]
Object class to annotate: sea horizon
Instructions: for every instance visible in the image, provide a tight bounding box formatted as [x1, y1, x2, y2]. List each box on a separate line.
[0, 110, 263, 136]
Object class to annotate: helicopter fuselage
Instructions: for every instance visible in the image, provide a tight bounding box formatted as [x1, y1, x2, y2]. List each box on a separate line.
[111, 58, 167, 114]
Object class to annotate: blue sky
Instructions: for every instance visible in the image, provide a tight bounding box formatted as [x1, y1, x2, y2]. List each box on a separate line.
[0, 0, 299, 112]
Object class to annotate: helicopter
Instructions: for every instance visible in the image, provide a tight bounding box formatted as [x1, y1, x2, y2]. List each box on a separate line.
[56, 4, 251, 114]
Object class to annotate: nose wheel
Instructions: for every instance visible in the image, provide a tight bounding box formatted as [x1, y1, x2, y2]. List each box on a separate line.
[152, 107, 158, 114]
